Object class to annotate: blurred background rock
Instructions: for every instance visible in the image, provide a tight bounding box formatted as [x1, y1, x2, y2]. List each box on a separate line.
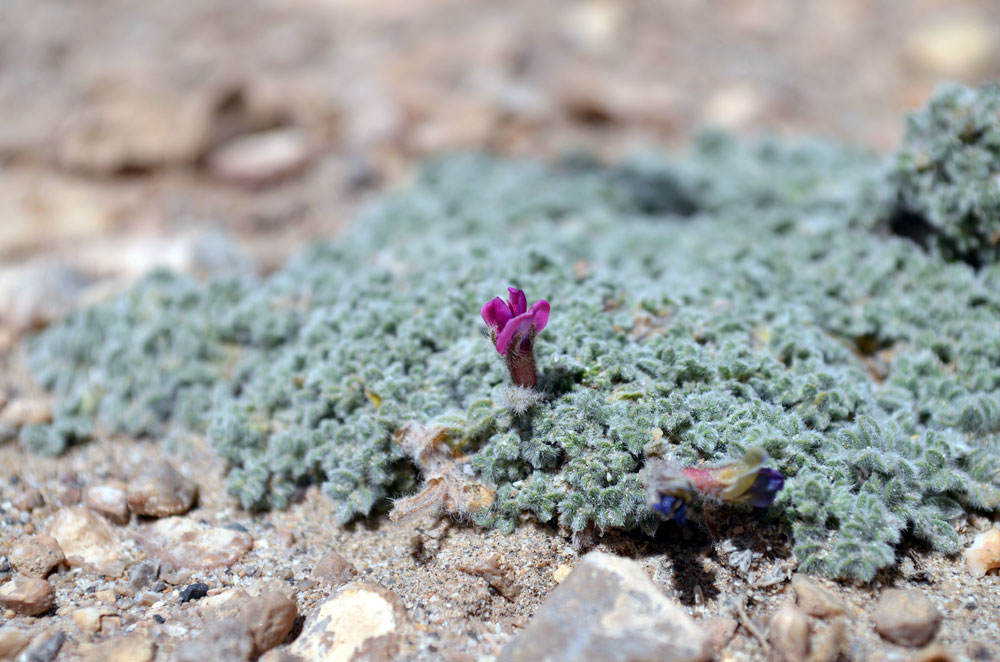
[1, 0, 998, 340]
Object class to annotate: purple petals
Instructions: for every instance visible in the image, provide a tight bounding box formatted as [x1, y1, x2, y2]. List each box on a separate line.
[481, 288, 549, 355]
[652, 494, 688, 525]
[506, 287, 528, 316]
[481, 297, 512, 331]
[496, 312, 536, 356]
[481, 287, 550, 388]
[528, 300, 550, 335]
[743, 467, 785, 508]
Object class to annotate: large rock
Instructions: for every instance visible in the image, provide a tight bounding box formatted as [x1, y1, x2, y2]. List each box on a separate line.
[47, 506, 123, 576]
[136, 517, 252, 570]
[289, 583, 407, 662]
[502, 551, 712, 662]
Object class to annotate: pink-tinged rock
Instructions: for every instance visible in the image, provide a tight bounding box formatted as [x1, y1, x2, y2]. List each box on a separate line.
[47, 506, 123, 576]
[136, 517, 252, 569]
[0, 575, 55, 616]
[83, 483, 130, 525]
[501, 551, 712, 662]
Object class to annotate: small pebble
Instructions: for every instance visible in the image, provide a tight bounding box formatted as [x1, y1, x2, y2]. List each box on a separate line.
[769, 600, 810, 662]
[873, 588, 941, 647]
[965, 528, 1000, 577]
[206, 127, 311, 187]
[127, 459, 198, 517]
[700, 616, 738, 652]
[72, 606, 115, 634]
[47, 506, 123, 576]
[179, 582, 210, 603]
[95, 589, 117, 605]
[12, 487, 44, 511]
[0, 397, 52, 426]
[552, 564, 573, 584]
[9, 534, 65, 578]
[83, 484, 130, 525]
[311, 551, 357, 588]
[244, 590, 298, 655]
[153, 614, 166, 624]
[0, 575, 55, 616]
[128, 559, 161, 591]
[791, 573, 845, 618]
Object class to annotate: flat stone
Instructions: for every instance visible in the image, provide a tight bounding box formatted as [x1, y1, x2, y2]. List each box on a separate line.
[47, 506, 123, 576]
[83, 484, 130, 525]
[0, 627, 31, 659]
[312, 551, 357, 588]
[80, 637, 156, 662]
[873, 588, 940, 648]
[207, 128, 310, 187]
[126, 459, 198, 517]
[769, 600, 810, 662]
[136, 517, 252, 570]
[501, 551, 712, 662]
[244, 590, 298, 655]
[0, 575, 55, 616]
[791, 573, 845, 618]
[966, 528, 1000, 577]
[290, 583, 407, 662]
[174, 617, 254, 662]
[9, 534, 64, 578]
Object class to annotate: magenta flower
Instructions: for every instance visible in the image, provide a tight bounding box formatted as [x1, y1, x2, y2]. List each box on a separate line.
[481, 287, 550, 389]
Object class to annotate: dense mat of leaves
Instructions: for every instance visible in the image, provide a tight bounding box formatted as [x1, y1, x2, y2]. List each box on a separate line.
[26, 85, 1000, 580]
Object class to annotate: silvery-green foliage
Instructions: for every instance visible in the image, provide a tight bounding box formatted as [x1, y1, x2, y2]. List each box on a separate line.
[25, 85, 1000, 581]
[893, 82, 1000, 266]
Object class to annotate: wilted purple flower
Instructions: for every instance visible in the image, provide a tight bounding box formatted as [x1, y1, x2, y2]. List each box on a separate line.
[642, 446, 784, 524]
[481, 287, 549, 389]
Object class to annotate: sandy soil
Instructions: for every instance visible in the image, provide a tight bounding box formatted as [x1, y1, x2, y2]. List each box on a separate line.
[2, 2, 1000, 660]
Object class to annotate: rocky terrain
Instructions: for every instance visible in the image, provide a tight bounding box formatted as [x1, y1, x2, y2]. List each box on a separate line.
[3, 2, 1000, 662]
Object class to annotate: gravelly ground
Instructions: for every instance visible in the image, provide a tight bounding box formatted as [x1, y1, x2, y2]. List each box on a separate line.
[2, 1, 1000, 660]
